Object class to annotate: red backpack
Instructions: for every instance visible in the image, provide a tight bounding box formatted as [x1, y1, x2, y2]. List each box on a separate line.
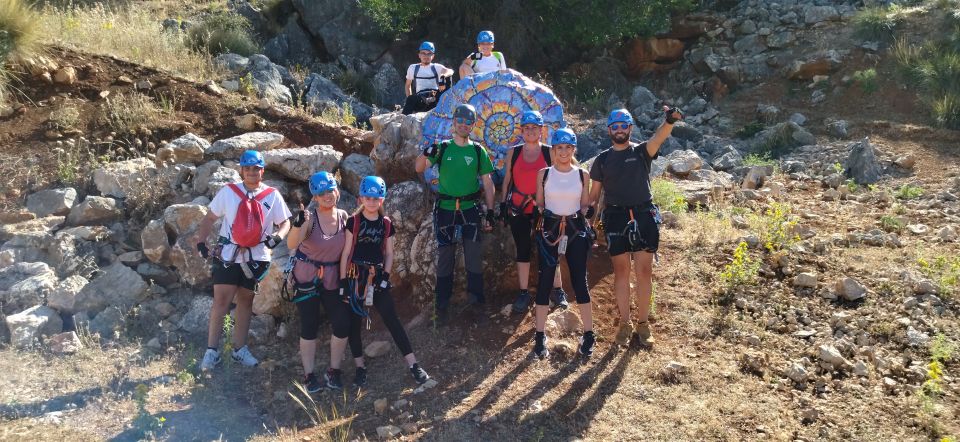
[227, 183, 276, 247]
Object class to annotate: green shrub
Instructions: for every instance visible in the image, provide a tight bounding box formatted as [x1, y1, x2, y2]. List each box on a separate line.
[879, 214, 905, 232]
[651, 178, 687, 214]
[718, 241, 760, 294]
[852, 68, 879, 93]
[853, 6, 905, 42]
[742, 153, 776, 167]
[1, 0, 40, 101]
[932, 91, 960, 129]
[187, 12, 258, 57]
[895, 183, 924, 200]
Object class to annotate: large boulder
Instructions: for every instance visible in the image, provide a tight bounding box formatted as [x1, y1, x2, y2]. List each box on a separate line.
[372, 63, 404, 109]
[207, 132, 287, 160]
[290, 0, 387, 63]
[665, 150, 704, 176]
[194, 161, 241, 196]
[92, 157, 155, 199]
[845, 138, 882, 185]
[369, 112, 425, 184]
[141, 219, 170, 263]
[74, 262, 148, 314]
[161, 204, 214, 287]
[624, 38, 684, 76]
[26, 188, 77, 217]
[247, 54, 293, 104]
[5, 305, 63, 348]
[262, 13, 316, 66]
[0, 262, 57, 313]
[0, 216, 64, 242]
[341, 153, 375, 195]
[67, 196, 121, 226]
[261, 146, 342, 182]
[302, 73, 375, 123]
[628, 86, 659, 114]
[47, 274, 88, 313]
[179, 296, 214, 333]
[159, 133, 210, 164]
[786, 50, 845, 80]
[252, 248, 291, 316]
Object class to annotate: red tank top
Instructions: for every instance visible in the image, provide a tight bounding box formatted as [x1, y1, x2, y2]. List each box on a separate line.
[510, 147, 548, 215]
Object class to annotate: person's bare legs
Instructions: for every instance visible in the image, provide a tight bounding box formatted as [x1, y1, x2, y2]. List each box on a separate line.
[300, 339, 317, 374]
[517, 262, 530, 290]
[579, 302, 593, 331]
[329, 337, 348, 370]
[611, 254, 632, 323]
[207, 284, 238, 348]
[632, 252, 654, 323]
[231, 288, 255, 348]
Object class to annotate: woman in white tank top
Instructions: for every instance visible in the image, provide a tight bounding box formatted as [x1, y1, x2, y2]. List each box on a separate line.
[530, 128, 596, 359]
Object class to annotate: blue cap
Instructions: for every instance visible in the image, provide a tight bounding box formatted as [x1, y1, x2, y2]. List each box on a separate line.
[551, 128, 577, 146]
[477, 30, 495, 44]
[239, 150, 265, 168]
[309, 171, 337, 195]
[520, 110, 544, 126]
[359, 176, 387, 198]
[607, 109, 634, 127]
[418, 41, 435, 53]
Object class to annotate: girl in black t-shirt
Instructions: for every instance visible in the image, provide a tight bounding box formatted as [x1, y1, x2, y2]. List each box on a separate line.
[339, 176, 430, 385]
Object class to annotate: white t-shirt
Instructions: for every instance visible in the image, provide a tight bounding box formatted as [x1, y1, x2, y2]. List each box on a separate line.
[406, 63, 448, 94]
[470, 52, 506, 74]
[544, 166, 584, 216]
[209, 182, 292, 263]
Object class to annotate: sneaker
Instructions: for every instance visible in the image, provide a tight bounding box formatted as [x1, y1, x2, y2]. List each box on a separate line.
[579, 331, 596, 357]
[324, 368, 343, 390]
[615, 320, 633, 347]
[353, 367, 368, 388]
[200, 348, 221, 371]
[511, 290, 532, 314]
[551, 288, 569, 310]
[231, 345, 259, 367]
[636, 322, 655, 347]
[533, 333, 549, 360]
[303, 373, 323, 394]
[410, 363, 430, 384]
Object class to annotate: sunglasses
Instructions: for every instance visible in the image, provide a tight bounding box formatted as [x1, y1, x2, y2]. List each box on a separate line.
[609, 122, 632, 131]
[455, 117, 475, 125]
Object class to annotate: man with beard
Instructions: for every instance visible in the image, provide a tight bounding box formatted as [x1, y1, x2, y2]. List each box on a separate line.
[586, 107, 682, 348]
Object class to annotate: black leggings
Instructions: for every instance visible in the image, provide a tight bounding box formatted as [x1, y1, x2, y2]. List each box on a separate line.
[349, 281, 414, 358]
[536, 234, 591, 306]
[508, 213, 535, 263]
[296, 288, 352, 341]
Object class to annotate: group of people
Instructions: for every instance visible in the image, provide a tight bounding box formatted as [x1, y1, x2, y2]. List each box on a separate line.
[193, 28, 684, 393]
[402, 30, 507, 115]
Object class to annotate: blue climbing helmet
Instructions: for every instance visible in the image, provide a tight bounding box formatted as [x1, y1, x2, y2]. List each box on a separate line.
[477, 30, 495, 44]
[607, 108, 634, 127]
[359, 176, 387, 198]
[419, 41, 435, 53]
[551, 128, 577, 146]
[453, 103, 477, 124]
[520, 110, 544, 126]
[309, 171, 337, 195]
[239, 150, 265, 168]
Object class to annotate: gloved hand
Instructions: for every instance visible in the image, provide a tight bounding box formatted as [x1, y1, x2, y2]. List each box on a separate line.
[196, 242, 209, 259]
[584, 205, 596, 219]
[264, 234, 282, 249]
[375, 269, 391, 292]
[470, 51, 482, 60]
[292, 209, 307, 228]
[338, 278, 351, 302]
[664, 106, 684, 124]
[423, 143, 439, 158]
[497, 201, 508, 222]
[485, 209, 496, 227]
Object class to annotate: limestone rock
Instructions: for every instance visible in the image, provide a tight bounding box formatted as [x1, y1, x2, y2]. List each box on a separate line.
[92, 157, 155, 199]
[26, 188, 77, 217]
[47, 275, 88, 313]
[48, 331, 83, 354]
[834, 277, 867, 301]
[162, 133, 210, 164]
[67, 196, 121, 226]
[207, 132, 286, 160]
[74, 262, 148, 314]
[6, 305, 63, 348]
[262, 146, 342, 182]
[0, 262, 58, 312]
[340, 153, 375, 195]
[179, 296, 213, 333]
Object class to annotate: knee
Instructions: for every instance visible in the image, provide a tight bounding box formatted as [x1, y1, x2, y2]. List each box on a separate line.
[635, 261, 653, 278]
[331, 317, 350, 339]
[300, 322, 319, 340]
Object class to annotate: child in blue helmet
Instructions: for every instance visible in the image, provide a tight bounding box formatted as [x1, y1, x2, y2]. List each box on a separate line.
[403, 41, 455, 115]
[338, 175, 430, 385]
[459, 30, 507, 79]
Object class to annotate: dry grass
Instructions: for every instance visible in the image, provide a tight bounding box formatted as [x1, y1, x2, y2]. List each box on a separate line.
[37, 3, 220, 80]
[0, 0, 43, 102]
[98, 92, 161, 134]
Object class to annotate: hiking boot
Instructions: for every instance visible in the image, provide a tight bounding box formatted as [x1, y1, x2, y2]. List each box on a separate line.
[636, 322, 655, 347]
[551, 288, 569, 310]
[512, 290, 532, 314]
[324, 368, 343, 390]
[200, 348, 221, 371]
[533, 333, 549, 360]
[303, 373, 323, 394]
[231, 345, 259, 367]
[615, 320, 633, 347]
[579, 331, 596, 357]
[410, 363, 430, 384]
[353, 367, 367, 388]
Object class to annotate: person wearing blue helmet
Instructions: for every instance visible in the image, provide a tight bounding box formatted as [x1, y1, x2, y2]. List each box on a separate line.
[498, 110, 568, 314]
[338, 176, 430, 386]
[459, 30, 507, 78]
[403, 41, 455, 115]
[588, 106, 683, 349]
[194, 149, 292, 372]
[530, 127, 596, 359]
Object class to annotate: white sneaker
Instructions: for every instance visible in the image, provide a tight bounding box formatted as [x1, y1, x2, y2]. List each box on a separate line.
[231, 345, 259, 367]
[200, 348, 221, 371]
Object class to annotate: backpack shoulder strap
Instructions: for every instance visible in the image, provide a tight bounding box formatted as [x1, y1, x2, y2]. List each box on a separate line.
[541, 144, 552, 167]
[579, 168, 585, 184]
[227, 183, 246, 199]
[413, 64, 420, 80]
[510, 145, 523, 169]
[541, 166, 550, 186]
[253, 186, 275, 201]
[473, 143, 483, 174]
[494, 52, 504, 67]
[430, 64, 439, 83]
[436, 140, 449, 167]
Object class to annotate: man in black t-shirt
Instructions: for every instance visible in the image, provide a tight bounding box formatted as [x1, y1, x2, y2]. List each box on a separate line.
[587, 107, 682, 348]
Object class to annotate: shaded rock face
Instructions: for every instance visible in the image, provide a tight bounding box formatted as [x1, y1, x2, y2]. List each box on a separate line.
[844, 138, 882, 185]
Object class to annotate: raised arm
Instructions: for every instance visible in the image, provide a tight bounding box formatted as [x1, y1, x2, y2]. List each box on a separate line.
[646, 107, 683, 158]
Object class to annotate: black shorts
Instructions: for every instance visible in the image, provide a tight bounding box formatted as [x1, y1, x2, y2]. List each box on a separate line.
[211, 260, 271, 292]
[602, 205, 660, 256]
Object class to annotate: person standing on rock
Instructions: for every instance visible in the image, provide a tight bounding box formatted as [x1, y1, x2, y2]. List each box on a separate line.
[403, 41, 455, 115]
[285, 172, 359, 393]
[531, 128, 595, 359]
[195, 149, 292, 371]
[338, 176, 431, 387]
[459, 30, 507, 79]
[414, 103, 497, 326]
[499, 110, 568, 314]
[588, 107, 682, 348]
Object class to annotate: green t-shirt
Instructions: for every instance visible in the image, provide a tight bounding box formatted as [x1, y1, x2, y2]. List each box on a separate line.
[428, 140, 494, 210]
